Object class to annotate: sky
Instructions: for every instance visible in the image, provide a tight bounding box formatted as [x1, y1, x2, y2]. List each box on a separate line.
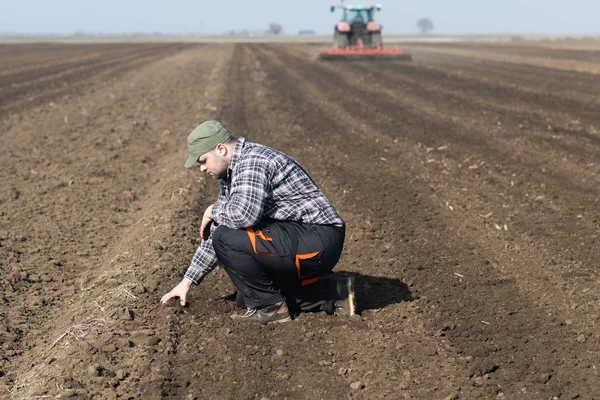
[1, 0, 598, 36]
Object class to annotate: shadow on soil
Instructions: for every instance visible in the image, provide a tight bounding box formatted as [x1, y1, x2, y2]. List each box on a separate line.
[221, 271, 413, 315]
[338, 271, 414, 313]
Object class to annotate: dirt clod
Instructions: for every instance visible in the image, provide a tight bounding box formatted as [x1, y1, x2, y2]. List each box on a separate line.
[350, 381, 365, 390]
[88, 365, 101, 377]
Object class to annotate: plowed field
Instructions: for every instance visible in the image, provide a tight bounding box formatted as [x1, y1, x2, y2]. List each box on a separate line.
[1, 40, 599, 399]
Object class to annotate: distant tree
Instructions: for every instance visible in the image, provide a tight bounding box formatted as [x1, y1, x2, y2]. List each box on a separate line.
[417, 18, 434, 35]
[267, 23, 283, 35]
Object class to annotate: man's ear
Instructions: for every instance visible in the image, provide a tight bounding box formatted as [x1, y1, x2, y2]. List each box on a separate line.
[216, 143, 227, 156]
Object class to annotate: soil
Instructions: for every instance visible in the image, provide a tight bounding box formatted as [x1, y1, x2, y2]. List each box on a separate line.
[1, 40, 599, 399]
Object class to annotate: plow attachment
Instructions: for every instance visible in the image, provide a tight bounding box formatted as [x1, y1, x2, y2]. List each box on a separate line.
[319, 46, 412, 61]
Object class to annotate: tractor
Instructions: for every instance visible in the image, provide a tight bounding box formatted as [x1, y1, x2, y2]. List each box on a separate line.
[332, 4, 383, 49]
[319, 3, 412, 61]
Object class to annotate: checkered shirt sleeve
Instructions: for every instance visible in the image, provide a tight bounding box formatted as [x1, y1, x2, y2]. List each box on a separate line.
[211, 153, 271, 229]
[183, 183, 228, 285]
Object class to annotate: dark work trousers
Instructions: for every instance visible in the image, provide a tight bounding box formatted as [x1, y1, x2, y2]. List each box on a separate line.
[211, 219, 345, 312]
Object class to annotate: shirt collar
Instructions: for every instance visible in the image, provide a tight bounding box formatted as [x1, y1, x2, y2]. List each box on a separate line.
[226, 136, 246, 180]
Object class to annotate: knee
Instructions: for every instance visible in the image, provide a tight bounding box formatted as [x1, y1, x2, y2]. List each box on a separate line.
[212, 225, 254, 261]
[211, 225, 231, 253]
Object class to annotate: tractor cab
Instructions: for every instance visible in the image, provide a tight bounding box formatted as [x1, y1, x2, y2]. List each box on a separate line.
[329, 4, 383, 49]
[335, 5, 379, 24]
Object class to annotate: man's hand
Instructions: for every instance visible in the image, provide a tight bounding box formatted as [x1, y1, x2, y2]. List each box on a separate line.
[160, 278, 193, 306]
[200, 205, 214, 241]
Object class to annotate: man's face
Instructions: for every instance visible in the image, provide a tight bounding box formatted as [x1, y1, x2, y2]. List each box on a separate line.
[197, 147, 229, 180]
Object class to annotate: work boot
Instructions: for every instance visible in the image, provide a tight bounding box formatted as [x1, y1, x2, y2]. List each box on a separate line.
[325, 275, 356, 316]
[230, 301, 291, 324]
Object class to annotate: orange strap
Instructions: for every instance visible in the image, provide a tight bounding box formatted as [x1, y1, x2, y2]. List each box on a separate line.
[295, 251, 322, 286]
[246, 228, 276, 256]
[246, 228, 258, 253]
[295, 251, 320, 276]
[256, 230, 272, 241]
[301, 276, 322, 286]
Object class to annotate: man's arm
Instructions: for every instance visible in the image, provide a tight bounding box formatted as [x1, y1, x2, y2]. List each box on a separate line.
[211, 157, 271, 229]
[184, 229, 219, 284]
[161, 184, 227, 305]
[160, 232, 218, 305]
[186, 180, 228, 282]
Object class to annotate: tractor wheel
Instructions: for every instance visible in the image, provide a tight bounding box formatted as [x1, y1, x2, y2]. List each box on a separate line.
[334, 32, 349, 49]
[371, 32, 383, 49]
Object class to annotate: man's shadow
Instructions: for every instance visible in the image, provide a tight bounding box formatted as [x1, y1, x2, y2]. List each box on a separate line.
[221, 271, 413, 314]
[338, 271, 414, 313]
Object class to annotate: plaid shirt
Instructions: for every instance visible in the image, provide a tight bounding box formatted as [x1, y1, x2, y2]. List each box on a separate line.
[184, 137, 344, 284]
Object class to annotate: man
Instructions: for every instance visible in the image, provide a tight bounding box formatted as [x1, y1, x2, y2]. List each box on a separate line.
[161, 121, 352, 323]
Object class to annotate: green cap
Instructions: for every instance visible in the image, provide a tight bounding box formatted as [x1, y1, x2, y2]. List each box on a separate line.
[184, 120, 231, 168]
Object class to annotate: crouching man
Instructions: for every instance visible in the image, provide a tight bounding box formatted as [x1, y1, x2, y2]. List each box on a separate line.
[161, 121, 353, 323]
